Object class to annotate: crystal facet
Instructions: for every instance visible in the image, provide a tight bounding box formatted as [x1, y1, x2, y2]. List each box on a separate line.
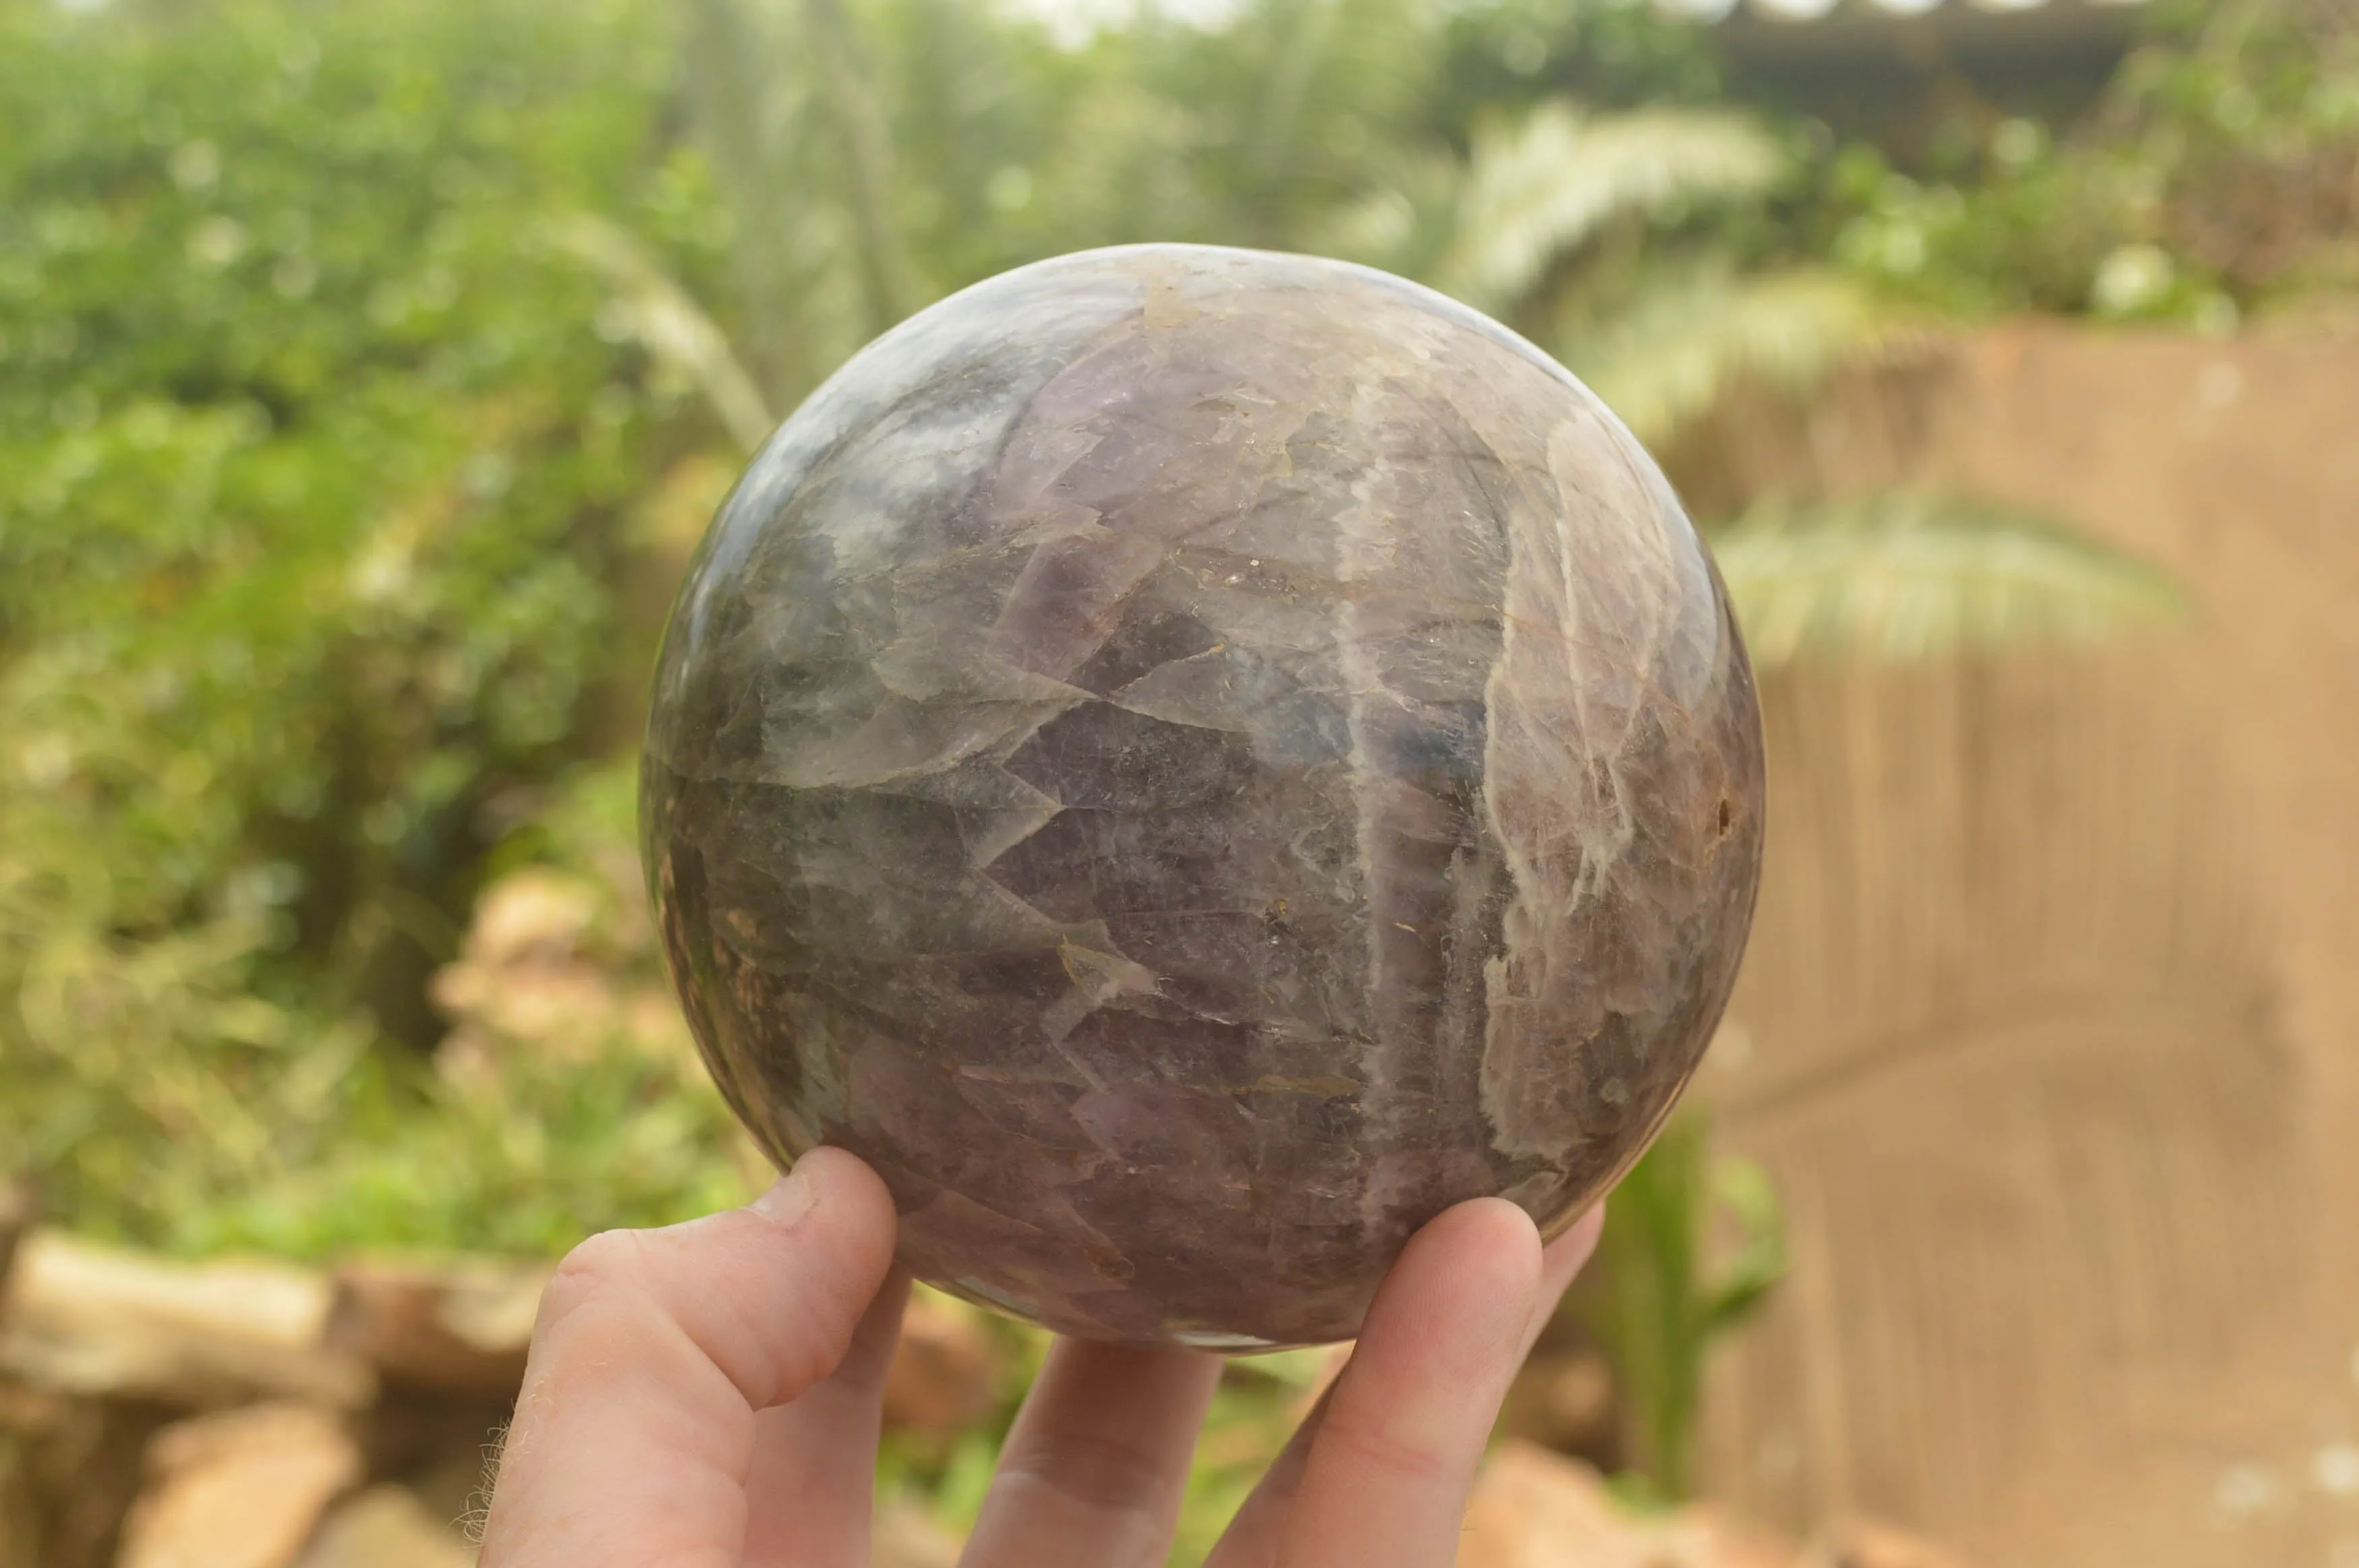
[642, 245, 1765, 1346]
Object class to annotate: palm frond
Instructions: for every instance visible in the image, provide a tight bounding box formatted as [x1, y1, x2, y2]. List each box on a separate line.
[1572, 265, 1924, 447]
[1711, 493, 2192, 667]
[1429, 102, 1784, 314]
[552, 215, 776, 452]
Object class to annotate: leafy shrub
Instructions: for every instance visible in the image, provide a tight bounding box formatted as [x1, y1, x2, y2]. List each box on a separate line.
[0, 0, 731, 1248]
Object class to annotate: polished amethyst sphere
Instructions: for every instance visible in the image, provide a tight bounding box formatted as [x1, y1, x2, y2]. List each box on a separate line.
[642, 245, 1763, 1347]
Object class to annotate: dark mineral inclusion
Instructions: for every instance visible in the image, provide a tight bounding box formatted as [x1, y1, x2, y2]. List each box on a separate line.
[642, 244, 1765, 1348]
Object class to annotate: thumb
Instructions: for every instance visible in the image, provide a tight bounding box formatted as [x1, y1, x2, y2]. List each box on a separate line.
[479, 1146, 898, 1568]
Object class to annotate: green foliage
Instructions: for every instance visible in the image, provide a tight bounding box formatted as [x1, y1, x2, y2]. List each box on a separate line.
[1432, 0, 1725, 119]
[176, 1026, 752, 1261]
[0, 0, 736, 1247]
[675, 0, 1474, 406]
[1711, 493, 2193, 666]
[1827, 0, 2359, 321]
[1572, 1114, 1785, 1503]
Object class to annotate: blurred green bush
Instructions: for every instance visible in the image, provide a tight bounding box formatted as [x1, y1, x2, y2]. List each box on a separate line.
[0, 0, 746, 1250]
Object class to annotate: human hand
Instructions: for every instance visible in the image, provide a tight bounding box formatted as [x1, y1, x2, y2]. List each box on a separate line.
[478, 1146, 1604, 1568]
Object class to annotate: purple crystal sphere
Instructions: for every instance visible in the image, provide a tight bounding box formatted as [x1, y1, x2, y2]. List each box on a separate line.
[642, 245, 1763, 1348]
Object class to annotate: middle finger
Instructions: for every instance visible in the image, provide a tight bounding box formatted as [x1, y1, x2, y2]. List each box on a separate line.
[743, 1268, 913, 1568]
[958, 1337, 1223, 1568]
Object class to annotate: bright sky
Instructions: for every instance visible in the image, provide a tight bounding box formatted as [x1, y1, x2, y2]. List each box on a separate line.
[999, 0, 1254, 46]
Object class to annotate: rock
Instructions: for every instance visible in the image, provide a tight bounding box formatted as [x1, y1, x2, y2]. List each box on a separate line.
[880, 1289, 997, 1436]
[0, 1379, 70, 1439]
[430, 870, 614, 1072]
[115, 1404, 363, 1568]
[388, 1436, 497, 1551]
[0, 1381, 166, 1568]
[1459, 1441, 1798, 1568]
[324, 1260, 548, 1398]
[1458, 1442, 1647, 1568]
[1499, 1344, 1620, 1465]
[431, 865, 699, 1090]
[644, 243, 1765, 1347]
[1814, 1515, 1982, 1568]
[1679, 1514, 1803, 1568]
[0, 1233, 373, 1409]
[292, 1487, 473, 1568]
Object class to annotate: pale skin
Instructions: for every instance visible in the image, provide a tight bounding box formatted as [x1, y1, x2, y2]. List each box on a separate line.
[479, 1147, 1605, 1568]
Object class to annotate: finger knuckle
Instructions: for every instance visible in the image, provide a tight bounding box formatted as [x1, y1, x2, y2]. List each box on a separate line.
[540, 1227, 648, 1324]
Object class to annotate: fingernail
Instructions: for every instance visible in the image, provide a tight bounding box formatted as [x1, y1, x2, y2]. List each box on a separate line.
[751, 1164, 818, 1228]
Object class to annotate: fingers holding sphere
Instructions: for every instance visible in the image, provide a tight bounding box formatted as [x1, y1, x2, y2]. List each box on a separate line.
[478, 1148, 898, 1568]
[1208, 1196, 1601, 1568]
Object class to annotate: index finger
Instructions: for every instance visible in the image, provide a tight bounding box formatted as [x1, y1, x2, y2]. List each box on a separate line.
[477, 1147, 898, 1568]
